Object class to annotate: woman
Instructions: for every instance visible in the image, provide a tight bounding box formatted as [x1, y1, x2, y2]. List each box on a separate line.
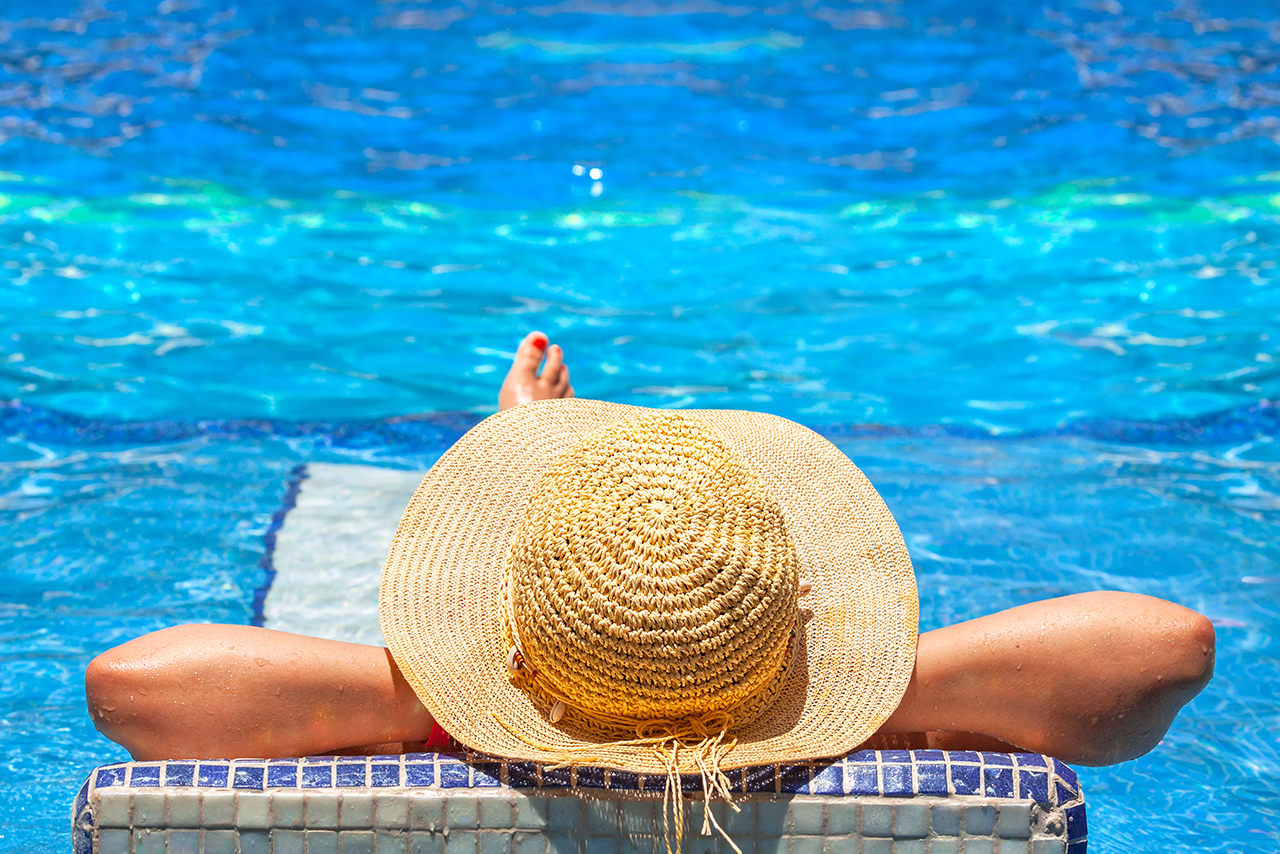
[84, 332, 1215, 768]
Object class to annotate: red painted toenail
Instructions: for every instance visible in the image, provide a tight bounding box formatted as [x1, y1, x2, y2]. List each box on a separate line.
[532, 337, 547, 349]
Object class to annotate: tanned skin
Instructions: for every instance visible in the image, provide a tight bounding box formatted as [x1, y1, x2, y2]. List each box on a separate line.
[85, 332, 1215, 765]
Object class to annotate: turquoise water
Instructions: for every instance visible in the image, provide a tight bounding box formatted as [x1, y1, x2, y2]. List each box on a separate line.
[1, 0, 1278, 850]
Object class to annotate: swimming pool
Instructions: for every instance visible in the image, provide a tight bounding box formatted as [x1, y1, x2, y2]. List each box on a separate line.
[1, 0, 1277, 849]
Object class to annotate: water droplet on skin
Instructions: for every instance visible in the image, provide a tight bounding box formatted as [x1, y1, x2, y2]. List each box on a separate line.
[255, 657, 269, 667]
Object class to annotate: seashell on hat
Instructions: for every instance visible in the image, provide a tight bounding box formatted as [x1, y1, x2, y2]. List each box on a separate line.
[380, 398, 917, 775]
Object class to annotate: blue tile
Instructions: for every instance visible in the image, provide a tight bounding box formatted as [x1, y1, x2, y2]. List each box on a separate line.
[165, 764, 195, 787]
[404, 753, 436, 763]
[610, 771, 639, 791]
[1055, 781, 1078, 804]
[810, 763, 841, 795]
[983, 766, 1014, 799]
[680, 773, 702, 793]
[779, 765, 809, 794]
[542, 767, 571, 788]
[198, 764, 229, 788]
[1019, 770, 1049, 803]
[233, 766, 265, 790]
[844, 762, 878, 795]
[950, 764, 980, 796]
[507, 762, 538, 789]
[576, 767, 606, 788]
[639, 774, 665, 792]
[336, 764, 367, 787]
[1066, 842, 1088, 854]
[881, 764, 912, 796]
[95, 767, 127, 789]
[371, 764, 401, 787]
[912, 750, 945, 762]
[724, 769, 744, 793]
[1014, 754, 1047, 768]
[473, 763, 502, 787]
[743, 764, 776, 793]
[302, 764, 334, 788]
[880, 750, 910, 764]
[305, 756, 336, 763]
[439, 761, 470, 788]
[405, 763, 435, 787]
[916, 764, 947, 796]
[129, 766, 161, 787]
[949, 751, 981, 764]
[847, 750, 876, 763]
[981, 753, 1013, 766]
[372, 755, 401, 762]
[1054, 759, 1079, 790]
[1066, 804, 1088, 840]
[267, 765, 299, 788]
[337, 757, 366, 763]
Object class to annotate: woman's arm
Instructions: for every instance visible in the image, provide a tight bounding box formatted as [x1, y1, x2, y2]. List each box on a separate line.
[85, 625, 435, 760]
[876, 591, 1216, 765]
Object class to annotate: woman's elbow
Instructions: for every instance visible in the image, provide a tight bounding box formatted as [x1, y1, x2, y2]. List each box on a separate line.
[85, 648, 162, 758]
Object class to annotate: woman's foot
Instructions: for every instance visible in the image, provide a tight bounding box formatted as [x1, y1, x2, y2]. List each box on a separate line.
[498, 331, 575, 411]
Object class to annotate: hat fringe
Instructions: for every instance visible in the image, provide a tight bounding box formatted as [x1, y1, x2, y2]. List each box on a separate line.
[493, 709, 744, 854]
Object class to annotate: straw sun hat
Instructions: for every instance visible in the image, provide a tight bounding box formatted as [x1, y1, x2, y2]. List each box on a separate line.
[380, 399, 918, 776]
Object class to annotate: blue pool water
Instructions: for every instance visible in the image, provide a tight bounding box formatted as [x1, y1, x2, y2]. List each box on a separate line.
[1, 0, 1278, 849]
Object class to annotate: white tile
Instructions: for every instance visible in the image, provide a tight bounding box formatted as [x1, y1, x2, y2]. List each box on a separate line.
[342, 830, 377, 854]
[376, 795, 410, 828]
[168, 829, 200, 854]
[965, 806, 996, 836]
[274, 792, 306, 828]
[240, 830, 271, 854]
[411, 832, 445, 854]
[167, 793, 201, 828]
[205, 829, 236, 854]
[479, 796, 514, 829]
[930, 805, 961, 837]
[826, 802, 857, 836]
[308, 794, 343, 829]
[447, 830, 479, 854]
[789, 800, 823, 835]
[448, 797, 480, 830]
[895, 804, 927, 839]
[95, 792, 131, 828]
[97, 829, 131, 854]
[861, 804, 892, 837]
[133, 792, 166, 827]
[308, 830, 341, 854]
[203, 791, 236, 827]
[410, 794, 445, 831]
[274, 829, 306, 854]
[238, 794, 271, 829]
[343, 794, 375, 828]
[998, 804, 1032, 839]
[514, 796, 549, 831]
[375, 831, 410, 854]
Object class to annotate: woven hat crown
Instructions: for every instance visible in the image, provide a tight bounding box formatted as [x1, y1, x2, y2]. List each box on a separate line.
[505, 411, 800, 726]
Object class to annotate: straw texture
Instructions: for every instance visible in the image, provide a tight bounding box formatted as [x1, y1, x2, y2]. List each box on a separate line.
[380, 399, 917, 774]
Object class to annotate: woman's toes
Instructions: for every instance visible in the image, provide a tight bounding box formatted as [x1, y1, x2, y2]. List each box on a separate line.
[512, 331, 549, 375]
[539, 344, 564, 386]
[552, 365, 572, 397]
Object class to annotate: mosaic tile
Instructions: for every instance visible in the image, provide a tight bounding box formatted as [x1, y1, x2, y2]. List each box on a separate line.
[1053, 759, 1080, 792]
[575, 766, 606, 788]
[950, 764, 980, 796]
[742, 764, 776, 794]
[406, 763, 436, 787]
[861, 840, 891, 854]
[965, 805, 996, 836]
[1014, 754, 1048, 769]
[342, 793, 375, 827]
[440, 762, 471, 788]
[507, 763, 539, 789]
[998, 803, 1031, 839]
[915, 764, 947, 796]
[825, 801, 857, 835]
[169, 829, 200, 854]
[949, 752, 981, 764]
[96, 767, 127, 788]
[981, 753, 1013, 767]
[880, 750, 910, 764]
[203, 791, 235, 826]
[267, 764, 300, 788]
[342, 831, 376, 854]
[881, 764, 912, 796]
[779, 765, 809, 794]
[965, 841, 994, 854]
[234, 765, 265, 790]
[303, 764, 335, 788]
[1020, 770, 1050, 802]
[336, 763, 367, 787]
[911, 750, 945, 762]
[540, 767, 571, 789]
[809, 763, 841, 795]
[372, 763, 402, 787]
[1066, 841, 1087, 854]
[237, 794, 271, 829]
[894, 804, 927, 838]
[932, 804, 962, 836]
[860, 803, 892, 837]
[609, 771, 639, 790]
[129, 765, 161, 787]
[983, 766, 1014, 799]
[239, 830, 270, 854]
[928, 840, 958, 854]
[1065, 803, 1088, 840]
[306, 792, 341, 829]
[895, 840, 925, 854]
[197, 764, 229, 788]
[1032, 841, 1067, 854]
[845, 762, 878, 795]
[472, 763, 502, 787]
[789, 799, 823, 834]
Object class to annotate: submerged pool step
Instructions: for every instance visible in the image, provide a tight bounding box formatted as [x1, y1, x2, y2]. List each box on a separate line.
[74, 750, 1086, 854]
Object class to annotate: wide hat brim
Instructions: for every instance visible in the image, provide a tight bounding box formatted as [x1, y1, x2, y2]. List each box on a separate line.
[380, 399, 918, 774]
